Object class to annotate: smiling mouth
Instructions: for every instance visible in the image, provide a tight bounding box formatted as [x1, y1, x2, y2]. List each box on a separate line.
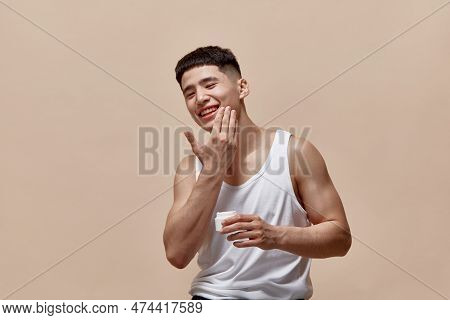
[199, 106, 219, 118]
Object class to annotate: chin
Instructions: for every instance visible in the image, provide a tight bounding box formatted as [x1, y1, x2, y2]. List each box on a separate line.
[202, 125, 213, 133]
[195, 120, 213, 132]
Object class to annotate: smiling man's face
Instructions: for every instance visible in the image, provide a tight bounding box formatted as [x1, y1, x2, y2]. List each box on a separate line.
[180, 65, 246, 132]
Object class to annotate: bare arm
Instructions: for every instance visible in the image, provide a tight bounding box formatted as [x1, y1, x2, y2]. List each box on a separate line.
[220, 136, 351, 258]
[163, 106, 238, 268]
[273, 137, 352, 258]
[163, 155, 225, 269]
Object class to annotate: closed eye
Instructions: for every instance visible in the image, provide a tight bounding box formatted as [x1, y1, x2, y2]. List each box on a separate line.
[185, 83, 216, 99]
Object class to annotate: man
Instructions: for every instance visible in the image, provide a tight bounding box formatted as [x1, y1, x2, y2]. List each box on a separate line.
[163, 46, 351, 299]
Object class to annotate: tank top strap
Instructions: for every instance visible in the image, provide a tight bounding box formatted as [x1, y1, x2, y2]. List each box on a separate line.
[279, 129, 293, 157]
[265, 129, 291, 175]
[264, 129, 300, 204]
[270, 129, 290, 156]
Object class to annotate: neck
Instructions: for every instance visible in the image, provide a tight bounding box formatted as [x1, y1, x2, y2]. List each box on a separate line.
[226, 104, 266, 176]
[237, 104, 263, 153]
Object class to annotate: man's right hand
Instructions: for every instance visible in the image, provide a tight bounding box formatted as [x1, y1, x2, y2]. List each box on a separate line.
[184, 106, 238, 176]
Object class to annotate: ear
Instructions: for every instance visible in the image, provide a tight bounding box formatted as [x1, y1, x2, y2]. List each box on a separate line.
[238, 78, 250, 99]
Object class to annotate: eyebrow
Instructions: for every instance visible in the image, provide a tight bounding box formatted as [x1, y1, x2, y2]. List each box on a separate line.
[182, 76, 219, 94]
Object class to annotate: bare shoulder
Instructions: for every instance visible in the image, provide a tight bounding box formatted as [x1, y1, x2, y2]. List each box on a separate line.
[288, 134, 330, 185]
[288, 134, 348, 228]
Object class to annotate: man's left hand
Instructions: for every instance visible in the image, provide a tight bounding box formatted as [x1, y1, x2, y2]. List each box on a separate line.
[220, 213, 282, 250]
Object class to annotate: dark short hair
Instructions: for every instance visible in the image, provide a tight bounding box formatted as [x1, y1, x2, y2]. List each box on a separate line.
[175, 46, 242, 86]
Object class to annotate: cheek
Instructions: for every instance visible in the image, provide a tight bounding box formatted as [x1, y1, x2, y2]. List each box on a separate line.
[216, 88, 238, 102]
[186, 98, 196, 109]
[186, 105, 197, 117]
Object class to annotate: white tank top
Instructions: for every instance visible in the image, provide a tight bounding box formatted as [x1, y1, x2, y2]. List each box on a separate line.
[189, 129, 313, 299]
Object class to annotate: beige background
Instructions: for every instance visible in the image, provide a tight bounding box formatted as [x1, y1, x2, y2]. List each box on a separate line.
[1, 0, 449, 299]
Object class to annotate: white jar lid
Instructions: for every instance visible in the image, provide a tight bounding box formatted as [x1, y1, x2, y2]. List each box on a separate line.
[216, 210, 236, 217]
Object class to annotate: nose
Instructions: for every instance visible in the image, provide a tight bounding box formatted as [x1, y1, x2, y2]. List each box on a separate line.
[195, 88, 210, 106]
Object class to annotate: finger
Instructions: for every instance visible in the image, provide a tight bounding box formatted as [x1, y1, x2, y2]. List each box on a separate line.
[221, 222, 254, 234]
[228, 109, 236, 140]
[227, 231, 257, 241]
[233, 114, 239, 147]
[221, 106, 231, 135]
[184, 131, 199, 153]
[222, 214, 254, 226]
[233, 239, 259, 248]
[211, 106, 225, 136]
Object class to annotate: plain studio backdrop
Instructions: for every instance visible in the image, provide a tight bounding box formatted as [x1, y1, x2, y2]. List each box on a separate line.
[1, 0, 449, 299]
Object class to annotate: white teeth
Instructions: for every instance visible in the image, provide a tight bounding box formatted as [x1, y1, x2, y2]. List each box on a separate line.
[200, 107, 218, 116]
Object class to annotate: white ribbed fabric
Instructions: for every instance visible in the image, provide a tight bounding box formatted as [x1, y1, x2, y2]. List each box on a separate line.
[189, 129, 313, 300]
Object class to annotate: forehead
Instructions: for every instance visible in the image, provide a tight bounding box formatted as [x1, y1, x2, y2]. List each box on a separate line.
[181, 65, 226, 90]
